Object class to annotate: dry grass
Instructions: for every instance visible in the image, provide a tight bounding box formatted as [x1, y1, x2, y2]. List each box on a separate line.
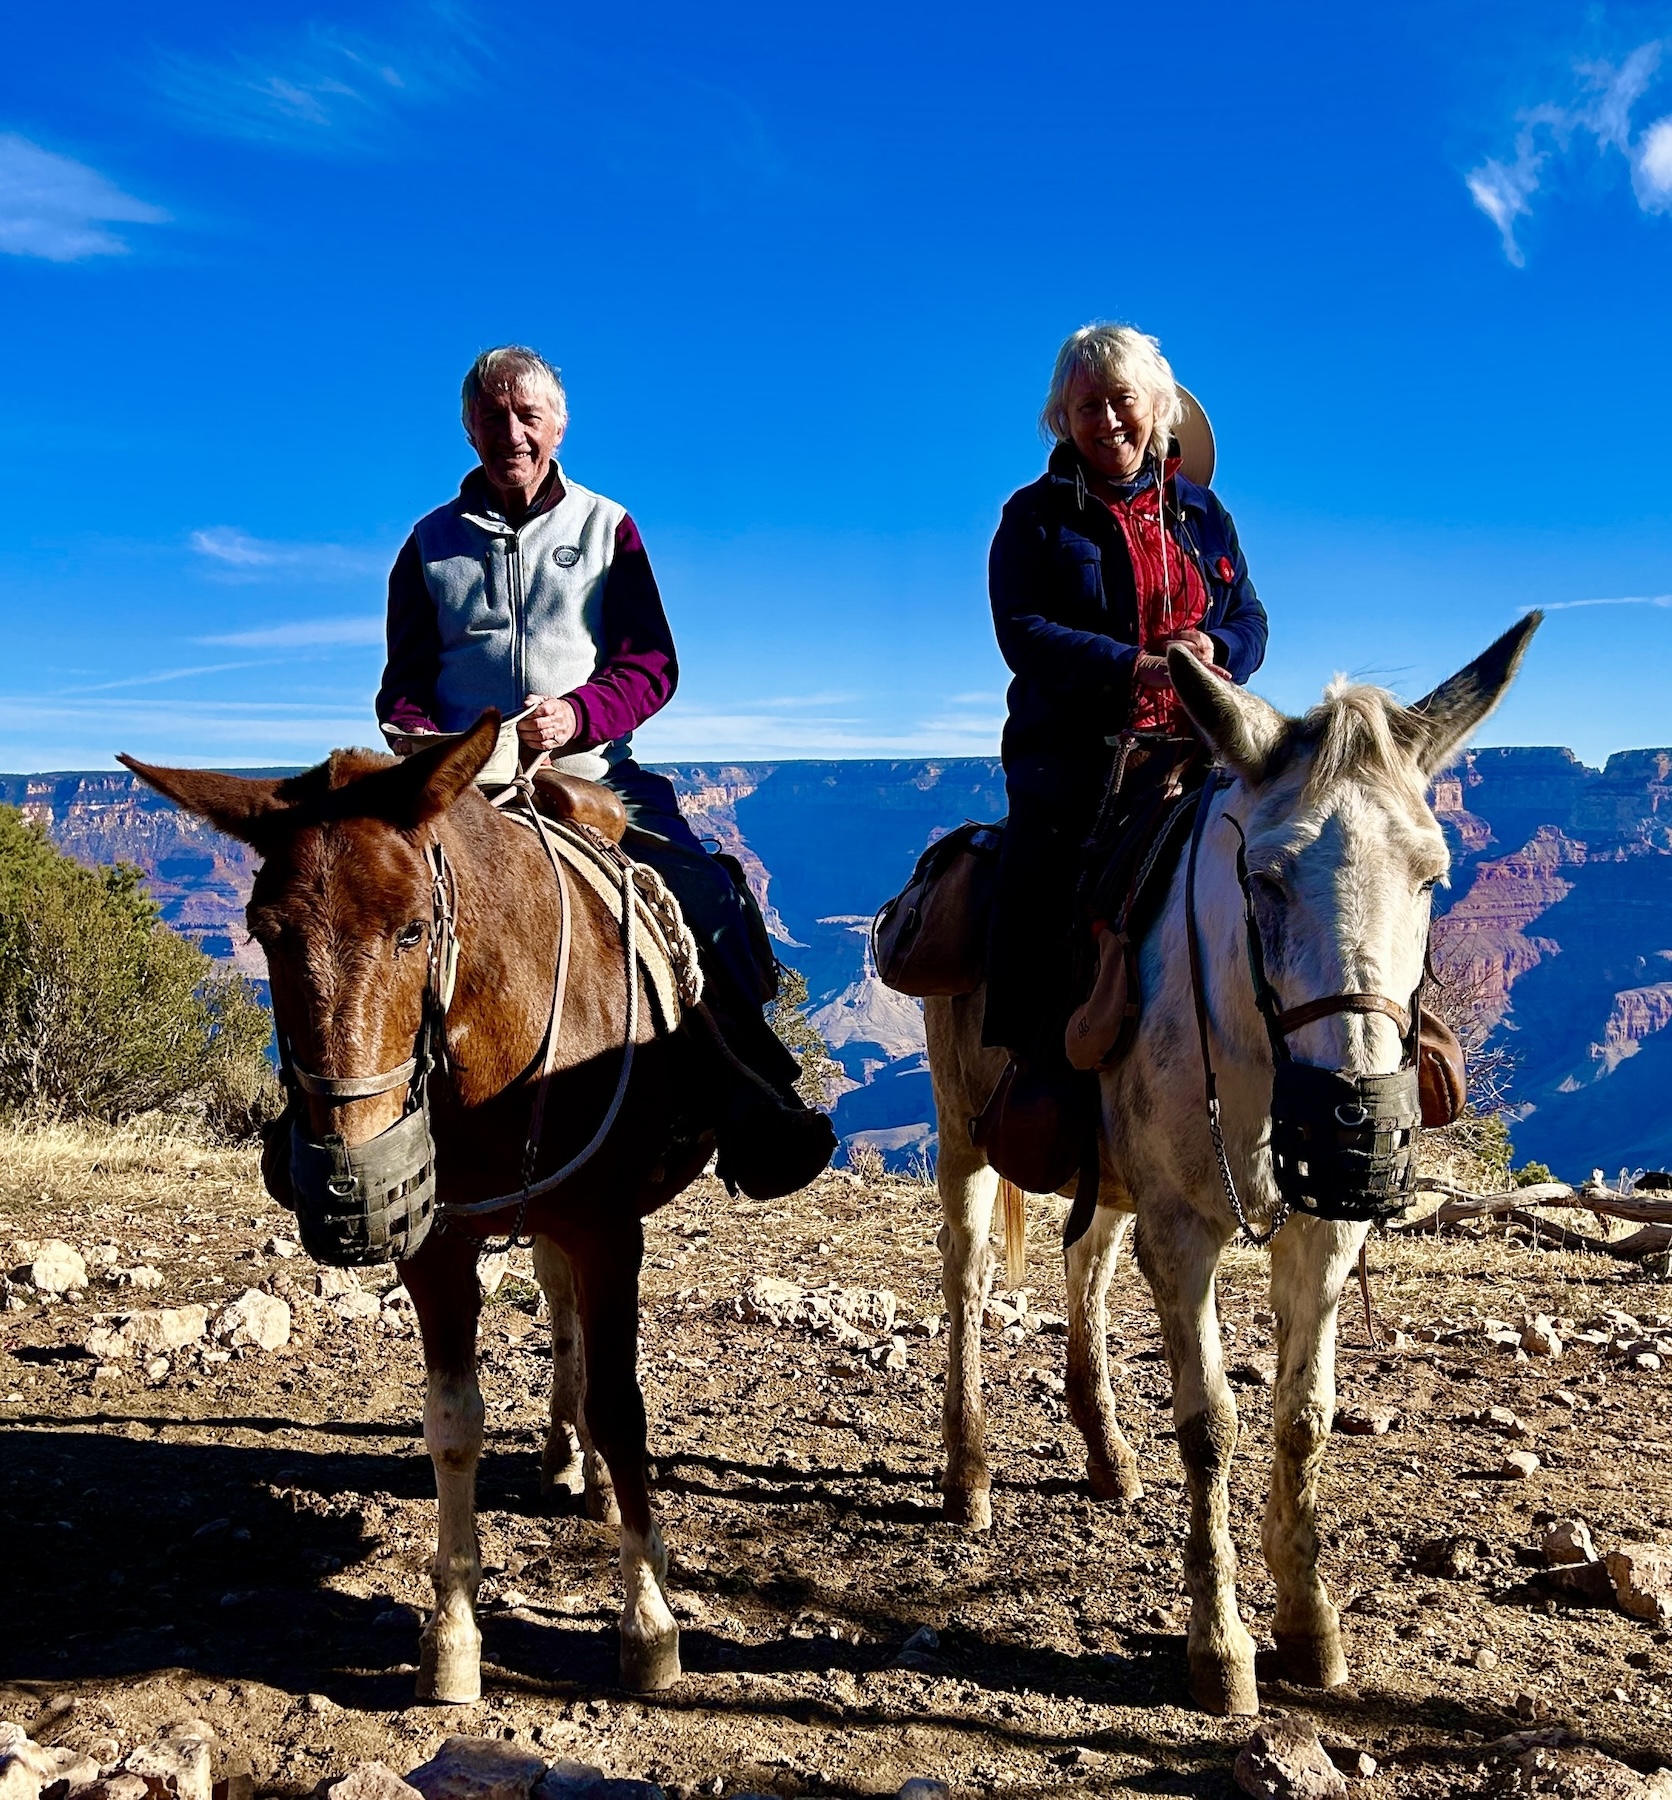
[0, 1113, 253, 1198]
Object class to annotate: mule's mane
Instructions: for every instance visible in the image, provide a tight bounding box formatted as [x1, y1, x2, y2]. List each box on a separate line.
[1283, 680, 1422, 804]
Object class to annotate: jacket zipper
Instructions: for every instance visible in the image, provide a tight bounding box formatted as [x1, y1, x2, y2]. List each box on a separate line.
[507, 528, 525, 700]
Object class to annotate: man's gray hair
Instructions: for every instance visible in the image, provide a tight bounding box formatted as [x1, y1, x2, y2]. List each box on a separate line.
[461, 345, 568, 430]
[1040, 323, 1183, 458]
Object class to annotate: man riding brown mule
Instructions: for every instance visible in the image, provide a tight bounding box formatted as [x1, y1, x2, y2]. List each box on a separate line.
[123, 716, 708, 1701]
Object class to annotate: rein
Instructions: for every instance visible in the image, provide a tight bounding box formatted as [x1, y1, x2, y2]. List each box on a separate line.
[1186, 775, 1424, 1246]
[437, 776, 644, 1240]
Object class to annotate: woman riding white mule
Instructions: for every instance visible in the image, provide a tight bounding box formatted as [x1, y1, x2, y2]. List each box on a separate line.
[981, 323, 1269, 1183]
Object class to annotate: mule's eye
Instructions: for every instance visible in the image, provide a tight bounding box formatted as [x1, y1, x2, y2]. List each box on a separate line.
[395, 921, 426, 952]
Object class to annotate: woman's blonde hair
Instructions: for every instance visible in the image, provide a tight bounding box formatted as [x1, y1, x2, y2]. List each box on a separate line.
[1040, 323, 1183, 458]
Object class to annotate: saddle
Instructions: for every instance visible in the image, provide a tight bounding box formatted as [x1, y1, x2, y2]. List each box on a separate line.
[872, 733, 1206, 1062]
[1064, 736, 1209, 1069]
[871, 820, 1004, 996]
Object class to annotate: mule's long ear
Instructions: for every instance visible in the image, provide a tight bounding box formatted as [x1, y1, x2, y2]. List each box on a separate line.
[359, 710, 502, 828]
[117, 757, 289, 845]
[1167, 648, 1289, 783]
[1402, 612, 1541, 776]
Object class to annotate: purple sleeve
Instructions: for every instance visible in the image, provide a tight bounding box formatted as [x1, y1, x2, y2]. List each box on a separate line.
[375, 532, 442, 733]
[562, 515, 679, 751]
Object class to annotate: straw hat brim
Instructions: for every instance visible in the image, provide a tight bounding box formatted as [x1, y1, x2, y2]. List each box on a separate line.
[1174, 386, 1216, 488]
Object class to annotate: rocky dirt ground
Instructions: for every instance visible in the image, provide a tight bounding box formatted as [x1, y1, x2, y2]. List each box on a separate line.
[3, 1121, 1672, 1798]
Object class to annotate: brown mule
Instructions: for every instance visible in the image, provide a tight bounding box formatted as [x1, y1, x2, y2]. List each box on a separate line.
[122, 714, 713, 1702]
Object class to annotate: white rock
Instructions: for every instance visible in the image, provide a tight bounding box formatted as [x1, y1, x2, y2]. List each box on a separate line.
[477, 1253, 512, 1299]
[1233, 1717, 1347, 1798]
[144, 1357, 171, 1382]
[882, 1336, 909, 1372]
[1606, 1543, 1672, 1624]
[213, 1288, 291, 1351]
[327, 1765, 424, 1800]
[124, 1736, 212, 1800]
[330, 1288, 383, 1322]
[27, 1240, 87, 1294]
[1543, 1518, 1597, 1566]
[264, 1236, 298, 1258]
[122, 1306, 208, 1353]
[112, 1267, 163, 1291]
[0, 1761, 37, 1800]
[737, 1275, 806, 1325]
[1500, 1450, 1541, 1480]
[315, 1268, 362, 1299]
[404, 1735, 548, 1800]
[84, 1324, 133, 1362]
[1520, 1314, 1563, 1357]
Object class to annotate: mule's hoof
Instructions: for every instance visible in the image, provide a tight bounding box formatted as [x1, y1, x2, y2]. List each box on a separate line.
[942, 1486, 992, 1530]
[1270, 1629, 1349, 1689]
[1188, 1651, 1260, 1716]
[1087, 1460, 1144, 1507]
[619, 1625, 681, 1692]
[586, 1485, 622, 1527]
[417, 1637, 482, 1705]
[541, 1451, 586, 1499]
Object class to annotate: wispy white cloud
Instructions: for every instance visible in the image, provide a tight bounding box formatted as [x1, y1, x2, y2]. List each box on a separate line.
[0, 134, 168, 262]
[1634, 115, 1672, 211]
[190, 527, 386, 582]
[1468, 42, 1669, 263]
[156, 7, 483, 152]
[68, 660, 272, 693]
[200, 617, 385, 648]
[1536, 592, 1672, 612]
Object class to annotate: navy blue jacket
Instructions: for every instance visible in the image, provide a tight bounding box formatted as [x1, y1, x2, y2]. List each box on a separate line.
[990, 442, 1268, 797]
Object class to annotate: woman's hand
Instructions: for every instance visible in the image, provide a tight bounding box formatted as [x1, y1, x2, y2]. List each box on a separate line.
[518, 694, 579, 753]
[1162, 629, 1217, 665]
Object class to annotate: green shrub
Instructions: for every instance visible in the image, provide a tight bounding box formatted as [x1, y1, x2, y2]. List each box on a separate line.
[769, 963, 843, 1108]
[1513, 1160, 1556, 1187]
[0, 806, 279, 1134]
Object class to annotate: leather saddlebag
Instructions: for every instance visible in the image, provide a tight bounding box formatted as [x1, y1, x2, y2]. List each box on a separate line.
[1064, 924, 1140, 1071]
[1418, 1009, 1468, 1128]
[872, 822, 1003, 997]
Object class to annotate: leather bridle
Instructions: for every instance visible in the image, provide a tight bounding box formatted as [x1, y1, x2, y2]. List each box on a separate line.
[1186, 775, 1423, 1246]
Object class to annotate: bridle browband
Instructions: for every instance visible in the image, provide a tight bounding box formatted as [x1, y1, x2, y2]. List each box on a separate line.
[1186, 774, 1424, 1245]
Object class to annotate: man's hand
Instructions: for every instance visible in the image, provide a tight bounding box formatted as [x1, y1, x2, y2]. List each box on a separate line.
[1134, 653, 1174, 691]
[518, 694, 579, 753]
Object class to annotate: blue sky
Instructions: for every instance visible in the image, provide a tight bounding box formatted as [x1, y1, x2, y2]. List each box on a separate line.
[2, 0, 1671, 773]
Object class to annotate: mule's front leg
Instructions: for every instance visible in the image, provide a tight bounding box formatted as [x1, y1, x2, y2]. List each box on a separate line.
[1138, 1208, 1258, 1715]
[1262, 1215, 1365, 1690]
[935, 1129, 999, 1527]
[532, 1235, 617, 1522]
[1065, 1203, 1143, 1506]
[573, 1223, 680, 1692]
[403, 1233, 487, 1704]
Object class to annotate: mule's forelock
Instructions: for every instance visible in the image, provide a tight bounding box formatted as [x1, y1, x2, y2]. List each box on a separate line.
[1294, 680, 1424, 807]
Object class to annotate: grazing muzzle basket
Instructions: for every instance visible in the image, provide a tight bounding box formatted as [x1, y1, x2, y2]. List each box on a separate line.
[1268, 1061, 1421, 1223]
[290, 1104, 438, 1266]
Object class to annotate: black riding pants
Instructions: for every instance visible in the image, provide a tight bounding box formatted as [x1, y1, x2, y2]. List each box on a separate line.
[981, 783, 1100, 1067]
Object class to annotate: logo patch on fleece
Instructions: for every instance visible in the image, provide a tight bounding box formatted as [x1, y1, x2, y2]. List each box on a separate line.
[553, 545, 582, 567]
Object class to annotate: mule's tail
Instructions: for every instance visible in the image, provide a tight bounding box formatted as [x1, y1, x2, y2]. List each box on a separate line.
[1000, 1178, 1027, 1287]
